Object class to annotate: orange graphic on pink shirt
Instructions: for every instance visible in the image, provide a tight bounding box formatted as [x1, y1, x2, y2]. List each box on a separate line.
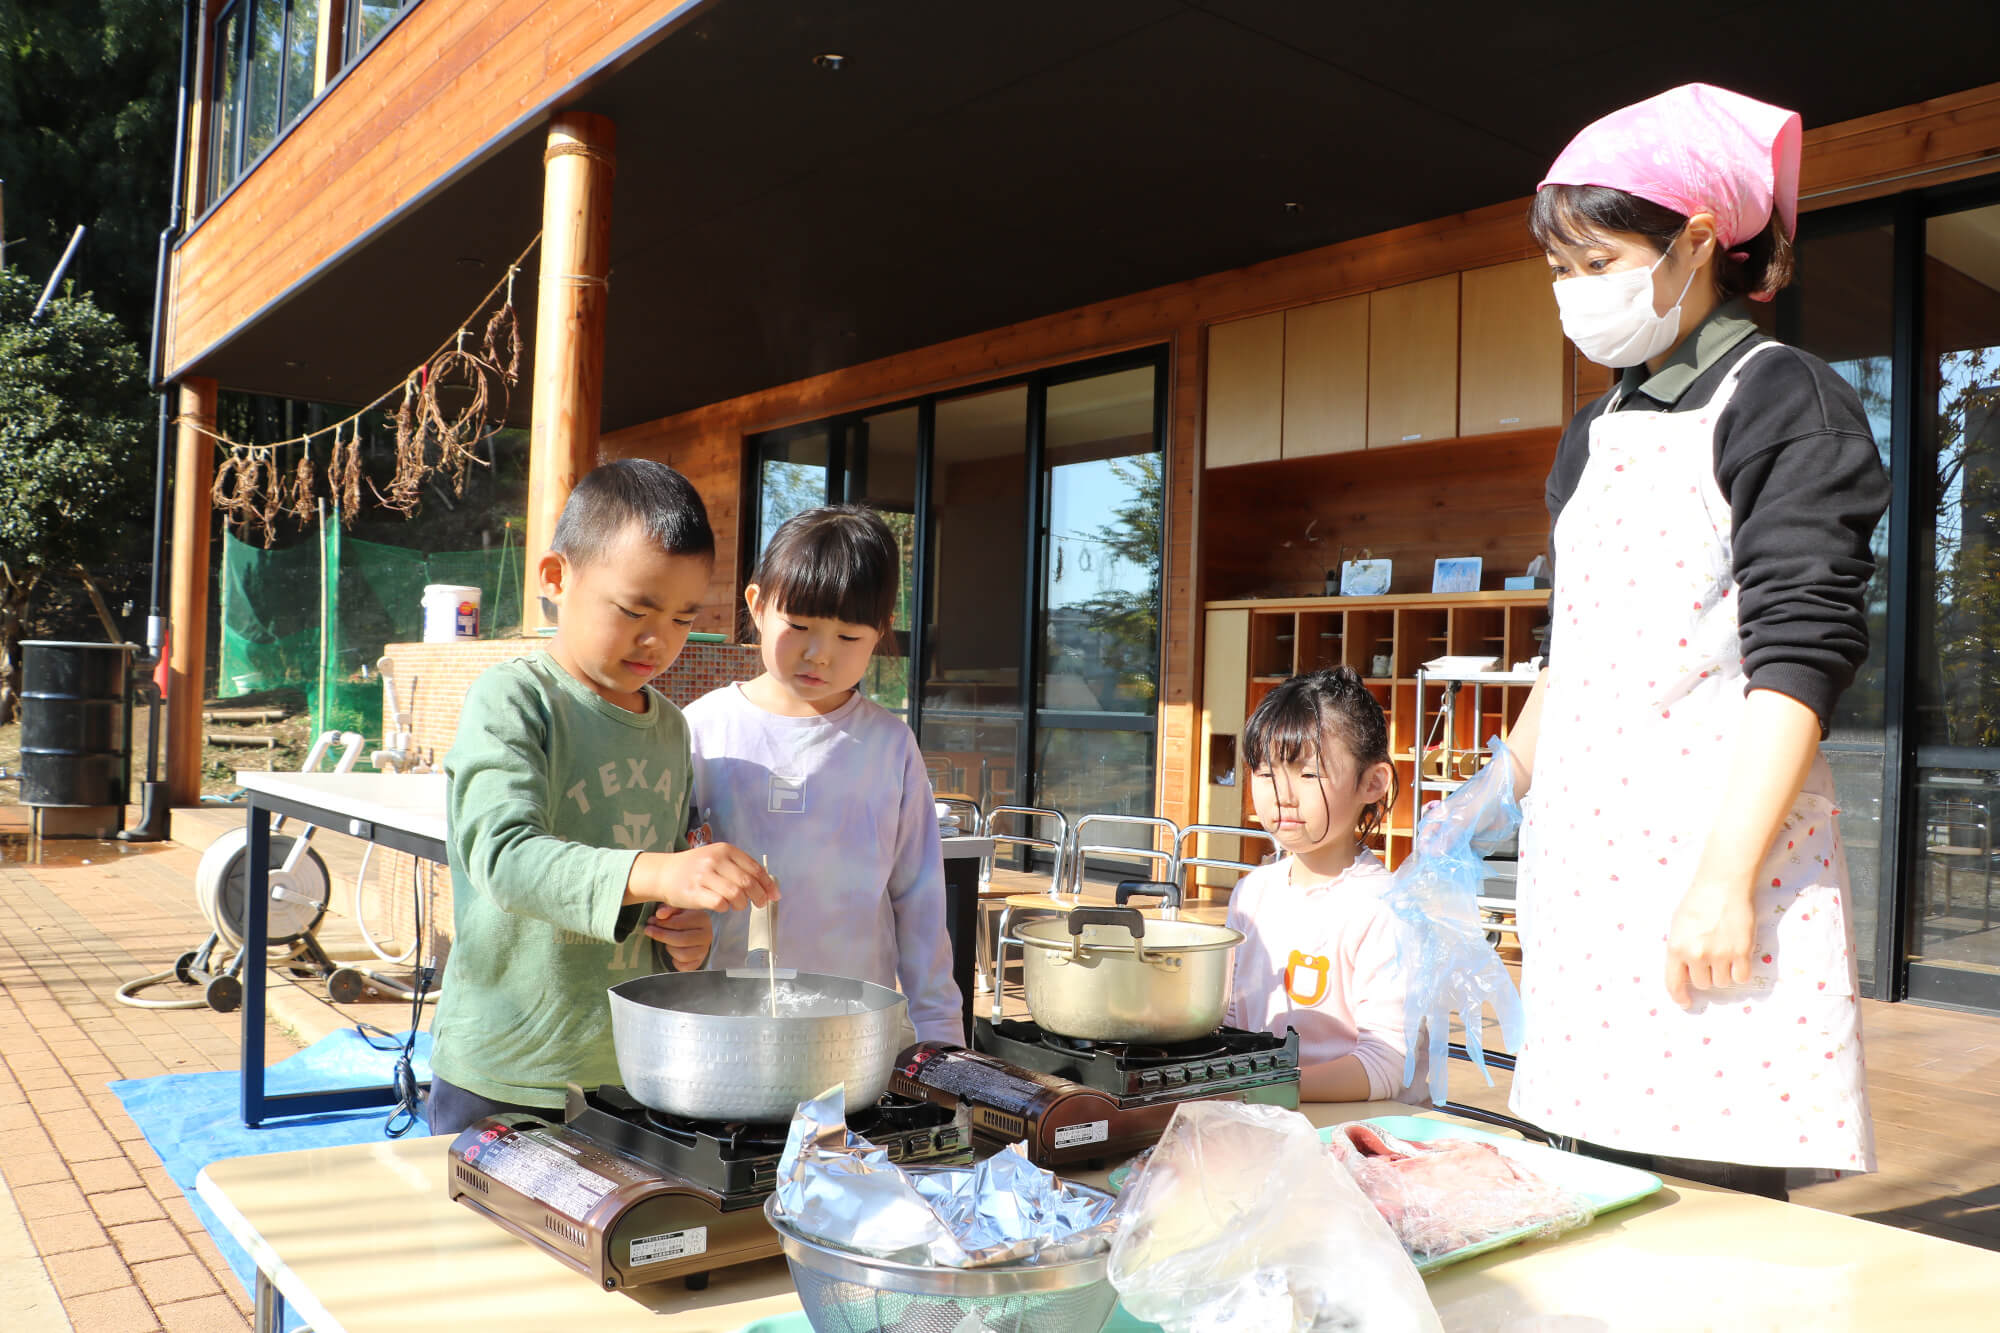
[1285, 951, 1331, 1006]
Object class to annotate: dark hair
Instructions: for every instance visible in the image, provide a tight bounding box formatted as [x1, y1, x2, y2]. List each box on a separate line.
[1242, 666, 1400, 843]
[551, 459, 716, 564]
[750, 504, 900, 637]
[1529, 183, 1795, 304]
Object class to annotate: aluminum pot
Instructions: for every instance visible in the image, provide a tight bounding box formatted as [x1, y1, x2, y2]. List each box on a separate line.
[1013, 907, 1242, 1044]
[608, 970, 908, 1122]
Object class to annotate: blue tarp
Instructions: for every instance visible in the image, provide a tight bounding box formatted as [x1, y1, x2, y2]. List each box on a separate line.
[108, 1029, 434, 1296]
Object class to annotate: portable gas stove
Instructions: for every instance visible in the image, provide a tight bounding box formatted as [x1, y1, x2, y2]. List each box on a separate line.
[891, 1017, 1300, 1167]
[447, 1084, 971, 1290]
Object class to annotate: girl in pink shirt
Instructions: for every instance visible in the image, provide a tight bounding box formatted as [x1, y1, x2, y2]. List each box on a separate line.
[1225, 667, 1426, 1103]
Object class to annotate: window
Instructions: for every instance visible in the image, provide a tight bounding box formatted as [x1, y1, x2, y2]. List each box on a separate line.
[207, 0, 385, 204]
[348, 1, 415, 61]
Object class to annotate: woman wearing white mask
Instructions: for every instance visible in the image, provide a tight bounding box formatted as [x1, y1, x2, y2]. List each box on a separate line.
[1500, 84, 1888, 1197]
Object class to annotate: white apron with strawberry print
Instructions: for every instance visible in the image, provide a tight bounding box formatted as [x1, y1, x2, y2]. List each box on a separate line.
[1510, 341, 1875, 1172]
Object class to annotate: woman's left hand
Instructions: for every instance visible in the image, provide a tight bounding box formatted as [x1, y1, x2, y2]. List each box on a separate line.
[1664, 879, 1756, 1009]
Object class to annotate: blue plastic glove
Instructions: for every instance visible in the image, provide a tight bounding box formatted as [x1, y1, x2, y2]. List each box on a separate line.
[1387, 738, 1526, 1105]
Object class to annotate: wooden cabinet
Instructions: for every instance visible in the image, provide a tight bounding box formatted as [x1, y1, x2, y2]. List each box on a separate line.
[1200, 591, 1547, 870]
[1204, 312, 1284, 468]
[1281, 295, 1368, 458]
[1366, 274, 1459, 448]
[1204, 261, 1566, 468]
[1460, 258, 1566, 436]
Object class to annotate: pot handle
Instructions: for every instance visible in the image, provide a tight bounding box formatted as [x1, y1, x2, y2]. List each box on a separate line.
[1115, 879, 1181, 919]
[1066, 906, 1149, 964]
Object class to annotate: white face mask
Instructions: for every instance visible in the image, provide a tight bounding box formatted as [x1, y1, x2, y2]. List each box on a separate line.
[1552, 240, 1699, 368]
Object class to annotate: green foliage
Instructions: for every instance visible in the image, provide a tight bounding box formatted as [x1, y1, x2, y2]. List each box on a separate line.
[0, 0, 180, 334]
[0, 265, 152, 571]
[0, 265, 152, 719]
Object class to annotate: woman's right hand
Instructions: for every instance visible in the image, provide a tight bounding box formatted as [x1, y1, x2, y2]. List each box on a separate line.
[626, 843, 779, 912]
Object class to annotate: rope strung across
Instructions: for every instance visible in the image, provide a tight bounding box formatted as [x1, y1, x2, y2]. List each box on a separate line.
[186, 231, 543, 544]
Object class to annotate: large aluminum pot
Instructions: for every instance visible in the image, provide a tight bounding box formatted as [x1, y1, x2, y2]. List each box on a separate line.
[1014, 907, 1242, 1043]
[608, 970, 908, 1121]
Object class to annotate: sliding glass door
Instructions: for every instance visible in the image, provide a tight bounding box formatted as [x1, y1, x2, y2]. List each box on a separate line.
[1907, 195, 2000, 1008]
[746, 350, 1167, 863]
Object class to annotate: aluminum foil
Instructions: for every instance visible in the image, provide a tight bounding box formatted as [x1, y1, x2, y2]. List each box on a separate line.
[772, 1084, 1118, 1269]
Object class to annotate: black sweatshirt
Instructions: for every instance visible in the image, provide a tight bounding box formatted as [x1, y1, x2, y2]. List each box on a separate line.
[1545, 303, 1890, 733]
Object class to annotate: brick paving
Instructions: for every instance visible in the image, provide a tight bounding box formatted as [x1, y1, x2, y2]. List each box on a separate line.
[0, 820, 388, 1332]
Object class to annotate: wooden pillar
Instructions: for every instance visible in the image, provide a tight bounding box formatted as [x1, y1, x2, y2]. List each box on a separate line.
[166, 377, 219, 807]
[525, 111, 615, 628]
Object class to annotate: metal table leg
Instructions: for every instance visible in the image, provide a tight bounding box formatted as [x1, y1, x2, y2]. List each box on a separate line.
[253, 1267, 287, 1333]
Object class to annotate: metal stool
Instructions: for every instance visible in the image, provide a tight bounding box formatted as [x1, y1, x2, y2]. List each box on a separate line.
[1172, 823, 1279, 905]
[981, 806, 1068, 1000]
[1063, 813, 1179, 896]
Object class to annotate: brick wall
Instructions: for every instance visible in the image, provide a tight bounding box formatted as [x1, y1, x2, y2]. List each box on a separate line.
[363, 636, 763, 954]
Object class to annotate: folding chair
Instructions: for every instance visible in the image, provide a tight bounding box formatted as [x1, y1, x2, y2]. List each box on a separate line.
[980, 806, 1067, 1000]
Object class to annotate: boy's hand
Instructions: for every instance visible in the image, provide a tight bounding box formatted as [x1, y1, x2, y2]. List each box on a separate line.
[644, 906, 713, 971]
[626, 843, 778, 912]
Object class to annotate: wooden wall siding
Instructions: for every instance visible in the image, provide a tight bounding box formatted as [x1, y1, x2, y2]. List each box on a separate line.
[166, 0, 697, 377]
[1799, 82, 2000, 206]
[1200, 432, 1560, 605]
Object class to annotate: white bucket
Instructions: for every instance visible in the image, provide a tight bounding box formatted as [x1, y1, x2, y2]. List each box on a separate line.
[422, 584, 482, 643]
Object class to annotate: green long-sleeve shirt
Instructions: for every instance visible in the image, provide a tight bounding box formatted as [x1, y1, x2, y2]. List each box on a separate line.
[430, 652, 690, 1107]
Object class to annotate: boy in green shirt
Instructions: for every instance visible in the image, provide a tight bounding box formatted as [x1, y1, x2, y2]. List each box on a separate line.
[427, 460, 778, 1135]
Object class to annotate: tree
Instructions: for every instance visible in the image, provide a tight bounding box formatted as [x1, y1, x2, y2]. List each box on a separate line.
[1063, 452, 1164, 706]
[0, 266, 152, 721]
[0, 1, 179, 335]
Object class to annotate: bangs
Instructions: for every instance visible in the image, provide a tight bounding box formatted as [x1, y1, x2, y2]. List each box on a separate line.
[758, 555, 891, 629]
[752, 506, 900, 632]
[1243, 681, 1327, 772]
[1529, 183, 1686, 253]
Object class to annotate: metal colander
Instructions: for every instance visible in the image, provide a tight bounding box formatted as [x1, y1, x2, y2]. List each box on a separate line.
[763, 1194, 1120, 1333]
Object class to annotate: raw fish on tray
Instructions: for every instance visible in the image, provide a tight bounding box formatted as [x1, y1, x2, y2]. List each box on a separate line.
[1326, 1121, 1595, 1257]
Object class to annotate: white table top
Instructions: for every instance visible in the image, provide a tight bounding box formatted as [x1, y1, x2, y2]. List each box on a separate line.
[194, 1102, 2000, 1332]
[236, 771, 449, 845]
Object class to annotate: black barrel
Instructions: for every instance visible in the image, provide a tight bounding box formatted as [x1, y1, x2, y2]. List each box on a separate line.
[19, 641, 136, 807]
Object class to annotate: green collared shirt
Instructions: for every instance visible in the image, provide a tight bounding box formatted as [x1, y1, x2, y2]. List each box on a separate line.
[1614, 300, 1760, 409]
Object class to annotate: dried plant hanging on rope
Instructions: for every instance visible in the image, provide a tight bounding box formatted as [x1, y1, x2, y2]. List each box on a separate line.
[179, 232, 539, 540]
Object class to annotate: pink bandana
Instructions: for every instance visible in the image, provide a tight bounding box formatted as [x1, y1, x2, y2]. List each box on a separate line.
[1539, 83, 1803, 248]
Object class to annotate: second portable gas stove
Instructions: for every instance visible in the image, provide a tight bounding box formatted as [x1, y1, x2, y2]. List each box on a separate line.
[891, 1016, 1301, 1167]
[447, 1084, 971, 1290]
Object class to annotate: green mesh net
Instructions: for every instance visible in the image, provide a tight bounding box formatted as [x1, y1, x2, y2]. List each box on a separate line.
[217, 522, 526, 739]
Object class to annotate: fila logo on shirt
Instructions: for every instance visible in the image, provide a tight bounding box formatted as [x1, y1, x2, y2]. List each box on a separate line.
[769, 774, 805, 814]
[1284, 951, 1331, 1007]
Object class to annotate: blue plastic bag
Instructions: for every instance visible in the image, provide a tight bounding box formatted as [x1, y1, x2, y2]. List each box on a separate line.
[1388, 738, 1526, 1105]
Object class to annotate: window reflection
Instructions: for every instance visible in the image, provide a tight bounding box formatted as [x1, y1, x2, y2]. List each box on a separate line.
[1912, 200, 2000, 976]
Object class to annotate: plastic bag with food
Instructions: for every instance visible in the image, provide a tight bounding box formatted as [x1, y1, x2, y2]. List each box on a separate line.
[1387, 736, 1526, 1105]
[1326, 1122, 1594, 1258]
[771, 1084, 1116, 1268]
[1107, 1101, 1443, 1333]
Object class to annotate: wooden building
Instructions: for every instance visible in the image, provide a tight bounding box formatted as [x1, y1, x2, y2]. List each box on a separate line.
[159, 2, 2000, 1009]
